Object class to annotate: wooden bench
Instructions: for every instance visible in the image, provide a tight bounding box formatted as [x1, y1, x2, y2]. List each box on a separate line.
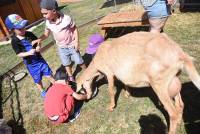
[97, 9, 149, 36]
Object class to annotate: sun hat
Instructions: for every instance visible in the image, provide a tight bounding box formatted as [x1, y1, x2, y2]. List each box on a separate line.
[40, 0, 58, 10]
[86, 33, 104, 54]
[5, 14, 28, 30]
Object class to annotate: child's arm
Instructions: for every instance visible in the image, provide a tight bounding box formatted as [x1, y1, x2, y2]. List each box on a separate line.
[73, 26, 80, 51]
[72, 92, 87, 100]
[17, 49, 36, 58]
[32, 29, 50, 46]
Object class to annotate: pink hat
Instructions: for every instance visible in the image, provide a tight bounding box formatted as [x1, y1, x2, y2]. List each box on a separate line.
[86, 33, 104, 54]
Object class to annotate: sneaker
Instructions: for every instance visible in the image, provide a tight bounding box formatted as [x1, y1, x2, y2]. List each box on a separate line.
[41, 90, 47, 98]
[68, 110, 81, 123]
[68, 76, 75, 82]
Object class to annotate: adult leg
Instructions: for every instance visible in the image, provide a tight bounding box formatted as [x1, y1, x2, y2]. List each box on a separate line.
[149, 17, 168, 33]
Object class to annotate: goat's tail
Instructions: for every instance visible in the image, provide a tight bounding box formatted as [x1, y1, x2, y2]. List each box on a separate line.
[183, 53, 200, 90]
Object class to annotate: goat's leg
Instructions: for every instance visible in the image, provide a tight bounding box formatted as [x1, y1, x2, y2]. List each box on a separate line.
[124, 85, 130, 98]
[107, 75, 115, 112]
[168, 77, 184, 125]
[174, 93, 184, 125]
[151, 83, 179, 134]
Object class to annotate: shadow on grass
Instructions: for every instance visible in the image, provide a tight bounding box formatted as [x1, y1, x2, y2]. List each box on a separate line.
[181, 82, 200, 134]
[0, 73, 26, 134]
[105, 26, 149, 39]
[139, 114, 167, 134]
[126, 81, 200, 134]
[100, 0, 134, 9]
[180, 0, 200, 12]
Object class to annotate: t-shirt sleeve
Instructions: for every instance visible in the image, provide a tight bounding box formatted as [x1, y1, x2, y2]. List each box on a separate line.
[45, 21, 51, 32]
[64, 85, 75, 95]
[11, 37, 23, 54]
[26, 31, 38, 40]
[66, 15, 75, 29]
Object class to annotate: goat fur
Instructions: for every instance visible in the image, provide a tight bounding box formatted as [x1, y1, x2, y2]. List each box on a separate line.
[77, 32, 200, 134]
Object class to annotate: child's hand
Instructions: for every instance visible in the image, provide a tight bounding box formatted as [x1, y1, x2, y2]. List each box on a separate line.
[74, 43, 79, 51]
[35, 46, 41, 52]
[167, 0, 174, 5]
[28, 49, 36, 55]
[32, 39, 41, 47]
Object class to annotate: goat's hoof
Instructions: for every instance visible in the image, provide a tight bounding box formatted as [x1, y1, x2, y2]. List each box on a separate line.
[168, 130, 176, 134]
[107, 105, 115, 112]
[124, 91, 130, 98]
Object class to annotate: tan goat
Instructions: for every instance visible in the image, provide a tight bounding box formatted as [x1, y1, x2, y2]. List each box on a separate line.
[76, 32, 200, 134]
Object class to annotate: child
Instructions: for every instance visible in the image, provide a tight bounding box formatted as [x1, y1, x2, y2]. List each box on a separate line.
[5, 14, 55, 98]
[44, 66, 88, 124]
[84, 33, 104, 67]
[34, 0, 86, 82]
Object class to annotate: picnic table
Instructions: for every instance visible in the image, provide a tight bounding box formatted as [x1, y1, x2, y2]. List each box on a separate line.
[97, 9, 149, 36]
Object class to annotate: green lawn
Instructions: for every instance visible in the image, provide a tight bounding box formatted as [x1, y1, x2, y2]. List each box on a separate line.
[1, 1, 200, 134]
[0, 0, 121, 76]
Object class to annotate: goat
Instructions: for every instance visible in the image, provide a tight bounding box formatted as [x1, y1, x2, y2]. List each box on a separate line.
[76, 32, 200, 134]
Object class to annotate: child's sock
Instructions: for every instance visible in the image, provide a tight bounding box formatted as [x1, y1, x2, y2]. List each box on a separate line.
[40, 89, 47, 98]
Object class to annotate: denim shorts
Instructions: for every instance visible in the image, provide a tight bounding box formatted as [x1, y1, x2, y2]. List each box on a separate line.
[58, 47, 84, 66]
[145, 0, 171, 19]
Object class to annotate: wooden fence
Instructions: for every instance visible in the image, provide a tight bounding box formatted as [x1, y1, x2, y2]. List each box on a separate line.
[0, 0, 42, 41]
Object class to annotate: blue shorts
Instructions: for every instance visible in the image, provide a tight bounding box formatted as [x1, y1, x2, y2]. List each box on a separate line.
[58, 47, 84, 66]
[26, 60, 52, 84]
[145, 0, 171, 19]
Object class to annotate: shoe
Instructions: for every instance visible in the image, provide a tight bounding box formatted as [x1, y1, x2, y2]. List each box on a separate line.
[68, 76, 75, 82]
[68, 110, 81, 123]
[41, 90, 47, 98]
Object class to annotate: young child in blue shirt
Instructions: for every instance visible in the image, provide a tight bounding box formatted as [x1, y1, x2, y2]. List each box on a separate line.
[5, 14, 55, 98]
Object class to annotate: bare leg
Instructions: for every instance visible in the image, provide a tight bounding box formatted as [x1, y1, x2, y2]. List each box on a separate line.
[45, 75, 55, 84]
[65, 65, 73, 77]
[149, 17, 168, 33]
[36, 81, 43, 92]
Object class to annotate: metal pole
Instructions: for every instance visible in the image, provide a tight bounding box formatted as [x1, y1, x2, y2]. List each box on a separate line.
[113, 0, 117, 12]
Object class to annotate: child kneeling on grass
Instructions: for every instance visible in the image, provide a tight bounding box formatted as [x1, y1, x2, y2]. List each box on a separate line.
[5, 14, 55, 98]
[44, 66, 89, 124]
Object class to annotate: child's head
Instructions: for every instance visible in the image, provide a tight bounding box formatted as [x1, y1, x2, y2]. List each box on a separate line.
[5, 14, 28, 36]
[86, 33, 104, 55]
[40, 0, 59, 21]
[54, 65, 68, 81]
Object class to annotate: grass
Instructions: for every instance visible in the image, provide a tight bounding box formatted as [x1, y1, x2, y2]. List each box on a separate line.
[0, 0, 121, 76]
[1, 1, 200, 134]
